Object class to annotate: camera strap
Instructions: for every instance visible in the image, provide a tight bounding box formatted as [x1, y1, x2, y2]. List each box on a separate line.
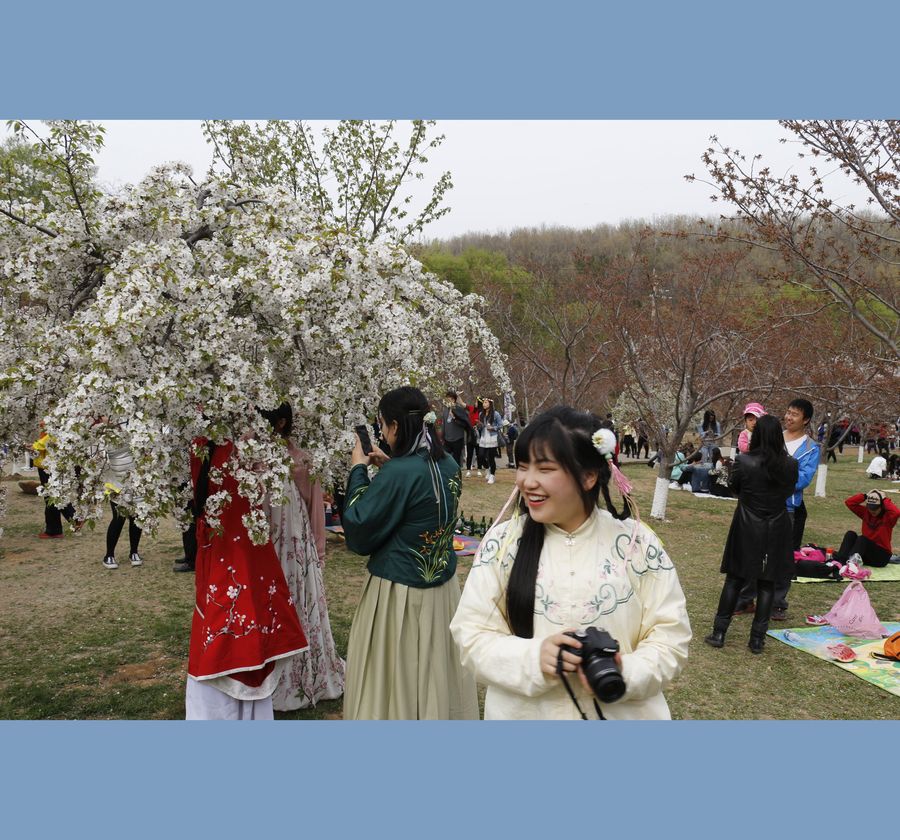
[556, 649, 606, 721]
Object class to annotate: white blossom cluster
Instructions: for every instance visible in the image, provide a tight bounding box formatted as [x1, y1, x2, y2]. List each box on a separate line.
[0, 157, 509, 542]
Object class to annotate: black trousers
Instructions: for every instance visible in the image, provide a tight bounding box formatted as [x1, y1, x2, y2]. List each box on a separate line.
[833, 531, 890, 567]
[445, 437, 464, 468]
[505, 441, 516, 466]
[479, 446, 497, 476]
[715, 574, 775, 636]
[792, 502, 807, 550]
[466, 435, 481, 470]
[38, 468, 75, 536]
[182, 501, 198, 565]
[106, 499, 142, 557]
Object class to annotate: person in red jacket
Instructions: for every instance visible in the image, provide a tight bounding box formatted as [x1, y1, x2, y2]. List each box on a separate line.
[831, 489, 899, 568]
[185, 438, 308, 719]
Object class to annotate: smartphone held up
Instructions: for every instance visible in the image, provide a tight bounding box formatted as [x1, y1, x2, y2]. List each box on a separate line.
[355, 424, 373, 456]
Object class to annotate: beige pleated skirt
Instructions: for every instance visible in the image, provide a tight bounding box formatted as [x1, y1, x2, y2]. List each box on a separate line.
[343, 573, 479, 720]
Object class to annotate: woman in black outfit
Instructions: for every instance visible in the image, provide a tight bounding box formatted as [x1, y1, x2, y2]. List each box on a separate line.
[704, 415, 798, 654]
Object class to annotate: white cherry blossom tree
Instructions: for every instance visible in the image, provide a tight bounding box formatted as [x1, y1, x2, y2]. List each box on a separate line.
[0, 121, 509, 542]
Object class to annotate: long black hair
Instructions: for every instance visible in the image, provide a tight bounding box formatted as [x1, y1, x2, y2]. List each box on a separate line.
[378, 386, 445, 462]
[260, 402, 293, 438]
[702, 410, 717, 432]
[478, 398, 496, 424]
[749, 414, 796, 486]
[506, 406, 629, 638]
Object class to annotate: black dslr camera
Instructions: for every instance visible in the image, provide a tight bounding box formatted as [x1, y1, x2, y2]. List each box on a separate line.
[561, 627, 626, 703]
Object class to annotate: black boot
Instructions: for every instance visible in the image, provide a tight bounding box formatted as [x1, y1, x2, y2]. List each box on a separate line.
[704, 615, 731, 648]
[749, 583, 773, 653]
[748, 631, 765, 654]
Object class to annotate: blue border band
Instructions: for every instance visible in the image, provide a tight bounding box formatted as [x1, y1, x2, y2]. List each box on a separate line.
[4, 721, 895, 836]
[2, 1, 898, 117]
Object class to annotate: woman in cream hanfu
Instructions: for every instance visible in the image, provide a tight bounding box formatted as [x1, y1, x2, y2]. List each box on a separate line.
[186, 438, 308, 720]
[451, 407, 691, 720]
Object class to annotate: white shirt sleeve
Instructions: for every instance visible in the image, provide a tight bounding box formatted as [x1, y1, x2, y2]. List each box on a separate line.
[618, 529, 692, 702]
[450, 526, 556, 698]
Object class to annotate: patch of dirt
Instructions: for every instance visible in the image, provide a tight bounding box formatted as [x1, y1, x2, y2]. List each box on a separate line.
[1, 473, 29, 482]
[104, 655, 172, 687]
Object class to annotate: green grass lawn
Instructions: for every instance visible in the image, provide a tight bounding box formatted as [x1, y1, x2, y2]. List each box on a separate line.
[1, 456, 897, 719]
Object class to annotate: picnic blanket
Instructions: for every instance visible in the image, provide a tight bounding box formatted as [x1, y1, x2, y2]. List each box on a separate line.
[325, 525, 481, 558]
[452, 534, 480, 557]
[795, 563, 900, 584]
[689, 492, 737, 502]
[768, 622, 900, 698]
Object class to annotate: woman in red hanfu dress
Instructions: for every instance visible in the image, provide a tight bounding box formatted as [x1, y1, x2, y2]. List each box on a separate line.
[186, 439, 308, 720]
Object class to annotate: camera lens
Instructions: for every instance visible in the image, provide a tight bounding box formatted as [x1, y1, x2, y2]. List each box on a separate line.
[582, 656, 626, 703]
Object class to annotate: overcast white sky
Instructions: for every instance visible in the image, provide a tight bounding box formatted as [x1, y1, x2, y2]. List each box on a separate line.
[11, 120, 871, 240]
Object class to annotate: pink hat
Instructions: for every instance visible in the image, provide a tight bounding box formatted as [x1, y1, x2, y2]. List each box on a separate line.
[743, 402, 766, 418]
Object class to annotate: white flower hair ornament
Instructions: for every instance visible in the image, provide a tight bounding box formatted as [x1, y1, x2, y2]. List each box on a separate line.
[592, 428, 617, 459]
[592, 426, 641, 560]
[408, 410, 439, 457]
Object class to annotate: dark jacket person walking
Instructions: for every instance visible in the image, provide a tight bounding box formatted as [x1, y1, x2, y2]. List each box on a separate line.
[704, 415, 798, 654]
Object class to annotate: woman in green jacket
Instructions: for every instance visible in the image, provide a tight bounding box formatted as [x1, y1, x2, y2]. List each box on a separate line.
[342, 386, 479, 719]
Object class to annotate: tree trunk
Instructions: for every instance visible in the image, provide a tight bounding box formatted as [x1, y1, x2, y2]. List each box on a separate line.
[857, 445, 864, 464]
[814, 463, 828, 498]
[650, 477, 671, 520]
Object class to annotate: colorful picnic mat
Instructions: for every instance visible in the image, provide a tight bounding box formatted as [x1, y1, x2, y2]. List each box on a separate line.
[452, 534, 481, 557]
[768, 622, 900, 698]
[326, 525, 481, 558]
[795, 563, 900, 583]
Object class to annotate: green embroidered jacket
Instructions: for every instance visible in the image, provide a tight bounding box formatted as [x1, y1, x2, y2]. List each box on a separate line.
[343, 452, 462, 588]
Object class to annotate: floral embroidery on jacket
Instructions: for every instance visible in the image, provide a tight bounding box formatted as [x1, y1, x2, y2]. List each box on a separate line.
[203, 564, 284, 650]
[411, 525, 456, 583]
[620, 532, 675, 576]
[411, 468, 461, 583]
[534, 572, 634, 626]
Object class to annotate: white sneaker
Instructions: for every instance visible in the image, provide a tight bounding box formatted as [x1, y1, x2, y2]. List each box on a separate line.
[487, 474, 495, 485]
[465, 470, 471, 477]
[848, 552, 863, 566]
[477, 470, 483, 477]
[130, 552, 143, 567]
[668, 481, 680, 490]
[102, 556, 118, 570]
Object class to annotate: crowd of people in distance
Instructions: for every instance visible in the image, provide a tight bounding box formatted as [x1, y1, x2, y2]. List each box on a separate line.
[19, 387, 899, 719]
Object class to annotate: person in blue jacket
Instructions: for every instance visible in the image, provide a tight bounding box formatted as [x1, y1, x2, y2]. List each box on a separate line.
[697, 410, 721, 462]
[733, 398, 820, 622]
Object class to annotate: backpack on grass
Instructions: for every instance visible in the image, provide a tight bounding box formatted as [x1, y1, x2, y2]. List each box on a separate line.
[871, 631, 900, 661]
